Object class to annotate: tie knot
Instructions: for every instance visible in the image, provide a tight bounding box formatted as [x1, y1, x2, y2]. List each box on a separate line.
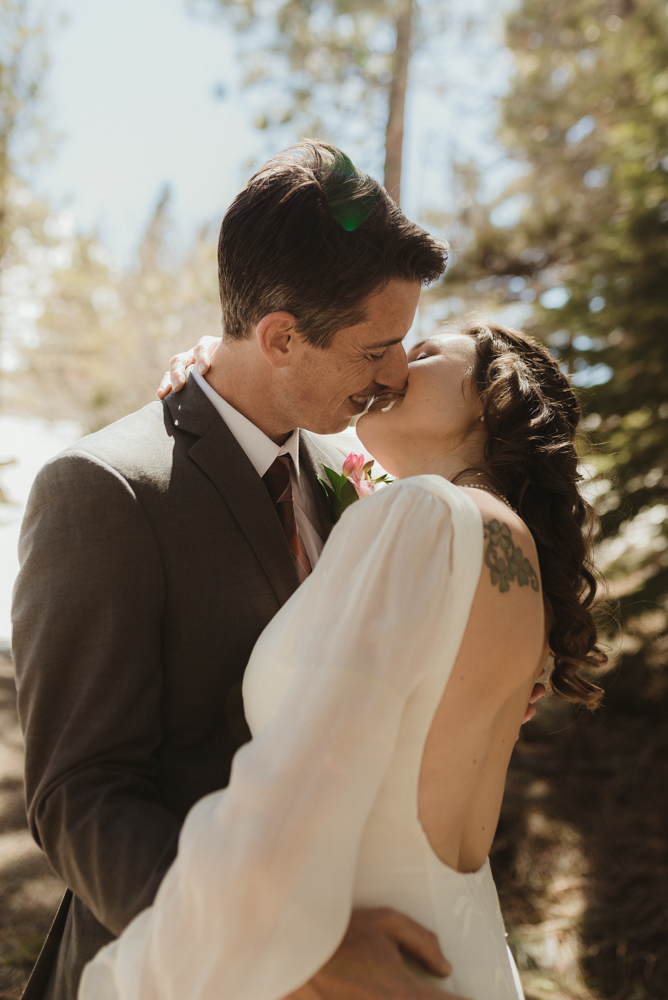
[262, 455, 291, 505]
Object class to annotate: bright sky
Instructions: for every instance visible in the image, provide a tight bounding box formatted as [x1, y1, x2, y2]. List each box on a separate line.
[36, 0, 260, 262]
[35, 0, 515, 264]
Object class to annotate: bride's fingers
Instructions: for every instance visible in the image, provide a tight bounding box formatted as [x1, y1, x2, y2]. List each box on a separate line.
[529, 681, 546, 704]
[520, 703, 536, 727]
[169, 360, 187, 391]
[380, 908, 452, 978]
[193, 335, 221, 374]
[157, 372, 173, 399]
[518, 680, 547, 729]
[157, 336, 221, 399]
[168, 351, 197, 391]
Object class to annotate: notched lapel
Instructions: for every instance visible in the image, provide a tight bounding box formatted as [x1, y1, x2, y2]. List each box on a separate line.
[163, 374, 219, 439]
[165, 378, 300, 606]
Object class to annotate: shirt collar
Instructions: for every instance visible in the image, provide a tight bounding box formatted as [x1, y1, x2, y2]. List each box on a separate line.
[192, 366, 301, 479]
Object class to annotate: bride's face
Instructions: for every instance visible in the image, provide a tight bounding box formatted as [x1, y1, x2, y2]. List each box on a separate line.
[356, 332, 484, 477]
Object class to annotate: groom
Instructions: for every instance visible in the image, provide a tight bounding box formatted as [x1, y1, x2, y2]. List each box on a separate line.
[13, 141, 459, 1000]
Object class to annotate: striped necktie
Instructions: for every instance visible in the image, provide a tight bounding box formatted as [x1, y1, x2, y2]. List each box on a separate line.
[262, 455, 312, 583]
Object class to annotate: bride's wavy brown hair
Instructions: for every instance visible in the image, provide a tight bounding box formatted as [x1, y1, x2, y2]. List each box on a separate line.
[453, 319, 606, 708]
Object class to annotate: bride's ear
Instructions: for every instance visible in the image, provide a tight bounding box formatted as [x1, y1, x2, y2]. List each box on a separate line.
[255, 312, 298, 369]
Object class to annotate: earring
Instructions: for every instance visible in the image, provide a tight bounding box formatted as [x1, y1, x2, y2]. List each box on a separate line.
[479, 415, 485, 422]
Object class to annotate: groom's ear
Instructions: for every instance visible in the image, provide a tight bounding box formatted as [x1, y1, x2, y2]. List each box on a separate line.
[255, 312, 299, 369]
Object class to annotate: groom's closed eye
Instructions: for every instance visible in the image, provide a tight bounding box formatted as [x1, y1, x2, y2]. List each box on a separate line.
[363, 336, 406, 362]
[365, 336, 405, 350]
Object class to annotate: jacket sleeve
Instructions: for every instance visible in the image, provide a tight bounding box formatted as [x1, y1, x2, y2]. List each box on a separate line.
[80, 478, 467, 1000]
[12, 450, 180, 935]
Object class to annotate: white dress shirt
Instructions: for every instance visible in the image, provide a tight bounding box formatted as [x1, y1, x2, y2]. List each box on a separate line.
[192, 367, 324, 567]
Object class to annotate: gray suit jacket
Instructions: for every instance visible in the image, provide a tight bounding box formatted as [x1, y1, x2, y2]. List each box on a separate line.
[12, 375, 344, 999]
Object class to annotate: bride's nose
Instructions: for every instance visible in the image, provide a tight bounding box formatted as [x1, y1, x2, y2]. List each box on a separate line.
[375, 342, 408, 391]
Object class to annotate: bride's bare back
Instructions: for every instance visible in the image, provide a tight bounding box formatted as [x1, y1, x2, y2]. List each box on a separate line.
[419, 488, 548, 873]
[87, 477, 531, 1000]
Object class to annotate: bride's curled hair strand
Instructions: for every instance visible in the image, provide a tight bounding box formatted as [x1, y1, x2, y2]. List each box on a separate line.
[456, 320, 606, 709]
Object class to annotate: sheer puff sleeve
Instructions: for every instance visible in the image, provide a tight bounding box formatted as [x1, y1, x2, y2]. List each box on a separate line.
[80, 476, 481, 1000]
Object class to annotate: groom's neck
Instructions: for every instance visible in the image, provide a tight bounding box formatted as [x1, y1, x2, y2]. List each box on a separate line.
[204, 339, 295, 445]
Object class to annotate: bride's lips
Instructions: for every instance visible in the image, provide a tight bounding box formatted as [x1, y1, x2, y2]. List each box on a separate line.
[367, 392, 404, 413]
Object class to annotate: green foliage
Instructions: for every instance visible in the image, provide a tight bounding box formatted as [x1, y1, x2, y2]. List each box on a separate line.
[449, 0, 668, 704]
[317, 465, 360, 522]
[318, 464, 393, 522]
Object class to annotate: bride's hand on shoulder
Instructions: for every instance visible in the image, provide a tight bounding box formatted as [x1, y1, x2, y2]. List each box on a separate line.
[157, 335, 222, 398]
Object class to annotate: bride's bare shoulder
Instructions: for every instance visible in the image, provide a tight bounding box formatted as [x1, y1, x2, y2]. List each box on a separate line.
[458, 487, 538, 564]
[458, 487, 545, 667]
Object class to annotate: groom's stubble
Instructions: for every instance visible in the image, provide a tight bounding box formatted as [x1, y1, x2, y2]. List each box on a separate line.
[205, 277, 420, 442]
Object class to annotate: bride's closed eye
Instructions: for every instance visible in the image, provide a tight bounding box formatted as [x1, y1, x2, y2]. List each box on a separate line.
[408, 340, 442, 364]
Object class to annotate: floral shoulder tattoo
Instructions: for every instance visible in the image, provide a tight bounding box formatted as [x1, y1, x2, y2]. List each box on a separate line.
[483, 519, 539, 594]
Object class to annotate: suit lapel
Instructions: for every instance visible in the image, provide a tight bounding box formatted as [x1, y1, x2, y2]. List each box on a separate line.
[165, 379, 299, 606]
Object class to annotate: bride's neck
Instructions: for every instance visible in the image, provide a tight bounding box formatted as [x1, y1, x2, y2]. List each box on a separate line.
[393, 442, 488, 484]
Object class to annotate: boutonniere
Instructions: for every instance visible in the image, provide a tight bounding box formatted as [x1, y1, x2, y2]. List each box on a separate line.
[318, 452, 393, 524]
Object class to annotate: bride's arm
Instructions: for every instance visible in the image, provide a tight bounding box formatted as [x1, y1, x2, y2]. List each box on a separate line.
[83, 481, 465, 1000]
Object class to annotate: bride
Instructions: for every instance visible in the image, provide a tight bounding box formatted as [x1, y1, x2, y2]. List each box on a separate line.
[80, 320, 605, 1000]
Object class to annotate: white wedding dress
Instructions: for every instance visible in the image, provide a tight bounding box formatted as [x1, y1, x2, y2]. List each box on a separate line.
[80, 475, 524, 1000]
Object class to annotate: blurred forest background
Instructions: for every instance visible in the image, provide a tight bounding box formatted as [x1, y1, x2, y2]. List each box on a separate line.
[1, 0, 667, 998]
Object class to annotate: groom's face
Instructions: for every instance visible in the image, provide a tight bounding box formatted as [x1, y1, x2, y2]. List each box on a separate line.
[283, 279, 420, 435]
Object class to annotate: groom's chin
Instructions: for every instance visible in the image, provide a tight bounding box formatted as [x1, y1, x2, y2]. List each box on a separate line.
[299, 407, 355, 436]
[312, 415, 355, 436]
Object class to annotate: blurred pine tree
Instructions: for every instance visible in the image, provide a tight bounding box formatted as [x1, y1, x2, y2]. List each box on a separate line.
[448, 0, 668, 704]
[4, 188, 221, 431]
[0, 0, 52, 267]
[190, 0, 457, 204]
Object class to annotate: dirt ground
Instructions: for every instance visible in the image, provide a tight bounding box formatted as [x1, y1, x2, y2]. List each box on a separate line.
[491, 694, 668, 1000]
[0, 651, 64, 1000]
[1, 648, 666, 1000]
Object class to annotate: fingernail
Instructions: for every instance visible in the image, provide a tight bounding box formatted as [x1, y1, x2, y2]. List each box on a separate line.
[172, 379, 179, 391]
[198, 363, 206, 374]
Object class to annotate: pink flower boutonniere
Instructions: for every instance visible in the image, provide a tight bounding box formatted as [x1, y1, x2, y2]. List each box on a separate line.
[318, 452, 393, 523]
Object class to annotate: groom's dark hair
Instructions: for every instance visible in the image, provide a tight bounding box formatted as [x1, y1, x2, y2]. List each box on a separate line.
[217, 139, 448, 348]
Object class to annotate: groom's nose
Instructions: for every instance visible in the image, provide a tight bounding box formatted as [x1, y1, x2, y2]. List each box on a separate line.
[375, 342, 409, 392]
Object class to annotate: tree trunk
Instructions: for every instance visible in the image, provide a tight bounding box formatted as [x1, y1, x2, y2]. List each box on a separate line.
[383, 0, 413, 206]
